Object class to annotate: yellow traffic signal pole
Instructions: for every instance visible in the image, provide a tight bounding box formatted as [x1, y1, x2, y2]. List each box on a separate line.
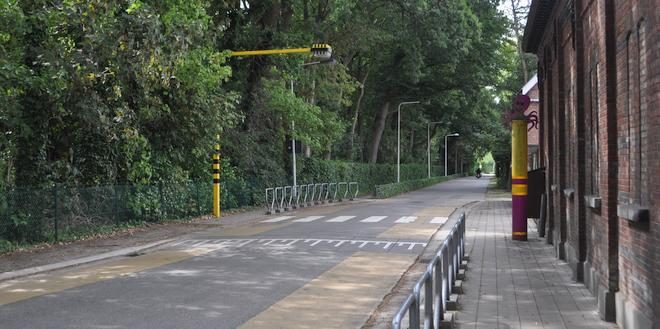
[210, 44, 333, 219]
[212, 141, 221, 218]
[230, 44, 332, 58]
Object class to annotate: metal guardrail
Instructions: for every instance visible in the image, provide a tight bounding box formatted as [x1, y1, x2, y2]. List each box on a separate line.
[264, 182, 359, 214]
[392, 213, 466, 329]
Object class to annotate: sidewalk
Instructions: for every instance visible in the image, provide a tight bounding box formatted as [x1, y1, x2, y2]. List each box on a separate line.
[457, 200, 617, 329]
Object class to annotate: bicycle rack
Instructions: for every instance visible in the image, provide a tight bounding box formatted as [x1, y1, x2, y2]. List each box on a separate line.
[283, 186, 292, 211]
[308, 183, 316, 206]
[265, 188, 276, 214]
[274, 187, 284, 213]
[300, 184, 308, 208]
[314, 183, 322, 205]
[328, 183, 338, 203]
[291, 185, 303, 209]
[348, 182, 359, 200]
[263, 181, 358, 215]
[337, 182, 348, 202]
[321, 183, 329, 204]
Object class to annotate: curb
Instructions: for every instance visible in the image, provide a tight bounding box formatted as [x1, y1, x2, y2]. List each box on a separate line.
[0, 239, 175, 282]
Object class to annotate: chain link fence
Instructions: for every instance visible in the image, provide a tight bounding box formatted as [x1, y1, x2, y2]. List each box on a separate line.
[0, 162, 446, 246]
[0, 181, 217, 245]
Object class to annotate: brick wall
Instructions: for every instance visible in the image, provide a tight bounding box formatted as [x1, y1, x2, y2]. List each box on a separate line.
[524, 0, 657, 327]
[612, 0, 655, 323]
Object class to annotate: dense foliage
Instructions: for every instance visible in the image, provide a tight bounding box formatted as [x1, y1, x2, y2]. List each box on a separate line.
[1, 0, 535, 226]
[1, 0, 523, 190]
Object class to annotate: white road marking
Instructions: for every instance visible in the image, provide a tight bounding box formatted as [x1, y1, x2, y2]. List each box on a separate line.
[360, 216, 387, 223]
[261, 216, 295, 223]
[173, 238, 427, 251]
[293, 216, 325, 222]
[394, 216, 418, 224]
[326, 216, 356, 222]
[430, 216, 449, 224]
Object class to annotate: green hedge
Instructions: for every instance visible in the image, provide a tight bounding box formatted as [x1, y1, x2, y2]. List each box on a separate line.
[0, 159, 445, 247]
[296, 158, 443, 196]
[374, 175, 459, 199]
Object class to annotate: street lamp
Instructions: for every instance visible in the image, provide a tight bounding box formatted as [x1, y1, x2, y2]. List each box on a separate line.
[397, 101, 421, 183]
[427, 121, 442, 178]
[444, 133, 460, 176]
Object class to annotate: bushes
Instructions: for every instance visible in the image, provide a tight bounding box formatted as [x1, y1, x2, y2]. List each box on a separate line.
[297, 158, 443, 194]
[374, 175, 458, 199]
[0, 159, 445, 248]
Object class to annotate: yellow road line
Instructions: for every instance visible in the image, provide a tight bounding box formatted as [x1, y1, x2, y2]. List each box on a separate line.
[238, 252, 416, 329]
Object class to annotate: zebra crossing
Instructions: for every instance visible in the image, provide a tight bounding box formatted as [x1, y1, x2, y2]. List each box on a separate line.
[169, 238, 427, 252]
[260, 215, 450, 225]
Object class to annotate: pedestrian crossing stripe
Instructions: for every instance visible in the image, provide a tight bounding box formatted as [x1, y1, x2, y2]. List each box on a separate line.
[430, 216, 448, 224]
[394, 216, 417, 223]
[170, 238, 427, 251]
[261, 216, 295, 223]
[360, 216, 387, 223]
[293, 216, 324, 222]
[261, 215, 448, 224]
[326, 216, 356, 222]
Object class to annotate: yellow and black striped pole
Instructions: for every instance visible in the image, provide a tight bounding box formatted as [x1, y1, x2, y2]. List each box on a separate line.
[212, 141, 221, 218]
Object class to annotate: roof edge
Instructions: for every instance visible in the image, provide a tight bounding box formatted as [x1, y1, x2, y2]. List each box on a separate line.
[522, 0, 556, 53]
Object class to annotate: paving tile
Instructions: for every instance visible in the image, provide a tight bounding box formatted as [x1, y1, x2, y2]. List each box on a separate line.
[455, 201, 618, 329]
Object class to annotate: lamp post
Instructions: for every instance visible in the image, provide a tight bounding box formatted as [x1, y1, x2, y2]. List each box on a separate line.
[444, 133, 460, 176]
[427, 121, 443, 178]
[397, 101, 421, 182]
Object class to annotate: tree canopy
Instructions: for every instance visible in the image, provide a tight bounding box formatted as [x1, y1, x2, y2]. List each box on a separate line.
[0, 0, 531, 190]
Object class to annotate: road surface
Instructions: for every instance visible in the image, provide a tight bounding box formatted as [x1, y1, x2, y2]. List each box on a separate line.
[0, 177, 488, 329]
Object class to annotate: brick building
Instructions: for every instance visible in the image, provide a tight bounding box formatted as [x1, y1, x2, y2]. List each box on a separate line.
[522, 74, 541, 170]
[522, 1, 658, 328]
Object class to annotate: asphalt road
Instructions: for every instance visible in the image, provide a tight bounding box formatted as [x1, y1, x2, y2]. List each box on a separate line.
[0, 177, 489, 329]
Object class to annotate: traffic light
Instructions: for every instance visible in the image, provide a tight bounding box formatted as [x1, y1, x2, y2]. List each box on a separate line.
[285, 139, 303, 154]
[311, 44, 332, 59]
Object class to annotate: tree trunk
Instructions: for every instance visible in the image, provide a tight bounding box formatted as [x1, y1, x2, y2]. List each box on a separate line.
[349, 71, 368, 159]
[368, 101, 390, 164]
[408, 128, 416, 161]
[509, 0, 529, 82]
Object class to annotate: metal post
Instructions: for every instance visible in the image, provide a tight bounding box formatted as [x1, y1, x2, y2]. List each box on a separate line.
[427, 124, 431, 179]
[444, 135, 448, 177]
[455, 145, 458, 176]
[397, 105, 401, 183]
[292, 121, 297, 199]
[512, 119, 528, 240]
[427, 122, 441, 179]
[212, 141, 221, 218]
[291, 82, 297, 200]
[53, 184, 59, 241]
[444, 133, 459, 176]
